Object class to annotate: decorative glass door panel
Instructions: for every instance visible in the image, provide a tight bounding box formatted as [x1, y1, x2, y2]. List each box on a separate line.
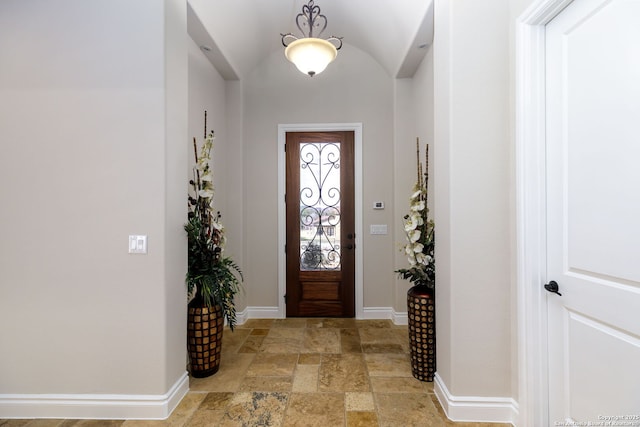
[299, 142, 341, 271]
[286, 131, 355, 317]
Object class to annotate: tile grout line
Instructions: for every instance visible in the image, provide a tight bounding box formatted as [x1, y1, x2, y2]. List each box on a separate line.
[358, 325, 383, 427]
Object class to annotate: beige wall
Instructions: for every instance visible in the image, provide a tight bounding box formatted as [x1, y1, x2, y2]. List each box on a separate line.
[0, 0, 187, 401]
[0, 0, 546, 420]
[186, 35, 246, 309]
[393, 47, 435, 311]
[191, 0, 540, 418]
[241, 45, 397, 310]
[164, 0, 190, 394]
[187, 0, 435, 319]
[393, 78, 418, 312]
[434, 0, 512, 399]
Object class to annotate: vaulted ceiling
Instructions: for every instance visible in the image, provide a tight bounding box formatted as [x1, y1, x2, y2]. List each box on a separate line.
[187, 0, 434, 80]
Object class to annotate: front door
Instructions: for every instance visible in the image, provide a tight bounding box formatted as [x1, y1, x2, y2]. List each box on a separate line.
[285, 131, 355, 317]
[545, 0, 640, 422]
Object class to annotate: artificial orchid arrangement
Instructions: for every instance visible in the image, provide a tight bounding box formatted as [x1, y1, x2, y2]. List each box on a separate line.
[396, 140, 435, 288]
[185, 113, 242, 329]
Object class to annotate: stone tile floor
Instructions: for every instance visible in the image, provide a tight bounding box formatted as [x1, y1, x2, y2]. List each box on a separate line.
[0, 319, 510, 427]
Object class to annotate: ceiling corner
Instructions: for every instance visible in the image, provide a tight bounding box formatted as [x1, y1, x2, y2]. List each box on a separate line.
[187, 3, 239, 81]
[396, 1, 434, 79]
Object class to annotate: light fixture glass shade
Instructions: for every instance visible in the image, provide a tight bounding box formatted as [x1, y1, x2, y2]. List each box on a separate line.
[284, 38, 337, 77]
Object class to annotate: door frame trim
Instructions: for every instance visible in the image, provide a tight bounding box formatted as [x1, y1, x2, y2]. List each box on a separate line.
[277, 123, 363, 318]
[516, 1, 573, 426]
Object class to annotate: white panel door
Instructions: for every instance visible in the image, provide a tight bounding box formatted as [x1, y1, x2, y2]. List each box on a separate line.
[546, 0, 640, 423]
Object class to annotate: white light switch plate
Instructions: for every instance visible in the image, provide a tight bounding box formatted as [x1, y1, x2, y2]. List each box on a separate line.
[370, 224, 388, 235]
[129, 235, 147, 254]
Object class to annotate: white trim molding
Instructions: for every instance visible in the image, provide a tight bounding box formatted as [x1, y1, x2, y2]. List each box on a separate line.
[277, 123, 364, 319]
[237, 306, 281, 322]
[392, 310, 408, 325]
[360, 307, 393, 319]
[359, 307, 408, 325]
[515, 1, 574, 426]
[237, 306, 406, 324]
[0, 372, 189, 420]
[434, 373, 518, 426]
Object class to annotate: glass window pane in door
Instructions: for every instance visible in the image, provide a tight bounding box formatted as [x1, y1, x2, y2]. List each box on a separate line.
[299, 142, 341, 271]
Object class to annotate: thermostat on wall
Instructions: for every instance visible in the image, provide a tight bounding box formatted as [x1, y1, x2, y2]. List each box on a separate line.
[373, 201, 385, 210]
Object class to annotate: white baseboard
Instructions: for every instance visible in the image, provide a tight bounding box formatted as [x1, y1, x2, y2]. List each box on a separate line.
[238, 306, 407, 324]
[434, 373, 518, 426]
[360, 306, 393, 320]
[360, 307, 408, 325]
[0, 372, 189, 420]
[238, 306, 282, 323]
[392, 310, 408, 325]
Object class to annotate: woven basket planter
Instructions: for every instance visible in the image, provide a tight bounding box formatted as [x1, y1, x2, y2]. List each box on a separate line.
[187, 302, 224, 378]
[407, 285, 436, 382]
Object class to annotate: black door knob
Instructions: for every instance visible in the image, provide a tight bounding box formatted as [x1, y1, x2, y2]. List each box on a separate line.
[544, 280, 562, 296]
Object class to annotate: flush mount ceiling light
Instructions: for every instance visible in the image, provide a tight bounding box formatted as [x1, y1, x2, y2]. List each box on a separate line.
[281, 0, 343, 77]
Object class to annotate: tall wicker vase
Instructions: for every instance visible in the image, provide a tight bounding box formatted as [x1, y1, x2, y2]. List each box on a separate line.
[407, 284, 436, 382]
[187, 298, 224, 378]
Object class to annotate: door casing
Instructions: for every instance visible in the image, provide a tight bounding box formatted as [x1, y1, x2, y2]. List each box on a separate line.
[277, 123, 363, 319]
[516, 1, 575, 426]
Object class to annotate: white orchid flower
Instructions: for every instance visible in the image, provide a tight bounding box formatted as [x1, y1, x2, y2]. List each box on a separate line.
[404, 217, 418, 232]
[199, 189, 214, 198]
[410, 213, 422, 226]
[197, 157, 208, 167]
[411, 200, 425, 212]
[409, 229, 421, 243]
[408, 256, 416, 266]
[200, 184, 214, 195]
[413, 243, 424, 253]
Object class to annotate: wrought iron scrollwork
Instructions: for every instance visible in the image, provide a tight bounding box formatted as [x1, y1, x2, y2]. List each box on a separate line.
[299, 142, 342, 271]
[281, 0, 343, 50]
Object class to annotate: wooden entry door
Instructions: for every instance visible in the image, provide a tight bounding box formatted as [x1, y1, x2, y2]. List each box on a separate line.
[545, 0, 640, 422]
[285, 131, 355, 317]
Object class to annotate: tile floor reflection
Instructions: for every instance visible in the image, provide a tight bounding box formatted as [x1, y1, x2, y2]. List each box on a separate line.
[0, 319, 511, 427]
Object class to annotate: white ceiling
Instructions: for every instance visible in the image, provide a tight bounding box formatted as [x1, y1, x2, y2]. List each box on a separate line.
[187, 0, 434, 80]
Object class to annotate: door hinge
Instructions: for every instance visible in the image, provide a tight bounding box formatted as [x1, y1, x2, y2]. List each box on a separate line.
[284, 294, 287, 303]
